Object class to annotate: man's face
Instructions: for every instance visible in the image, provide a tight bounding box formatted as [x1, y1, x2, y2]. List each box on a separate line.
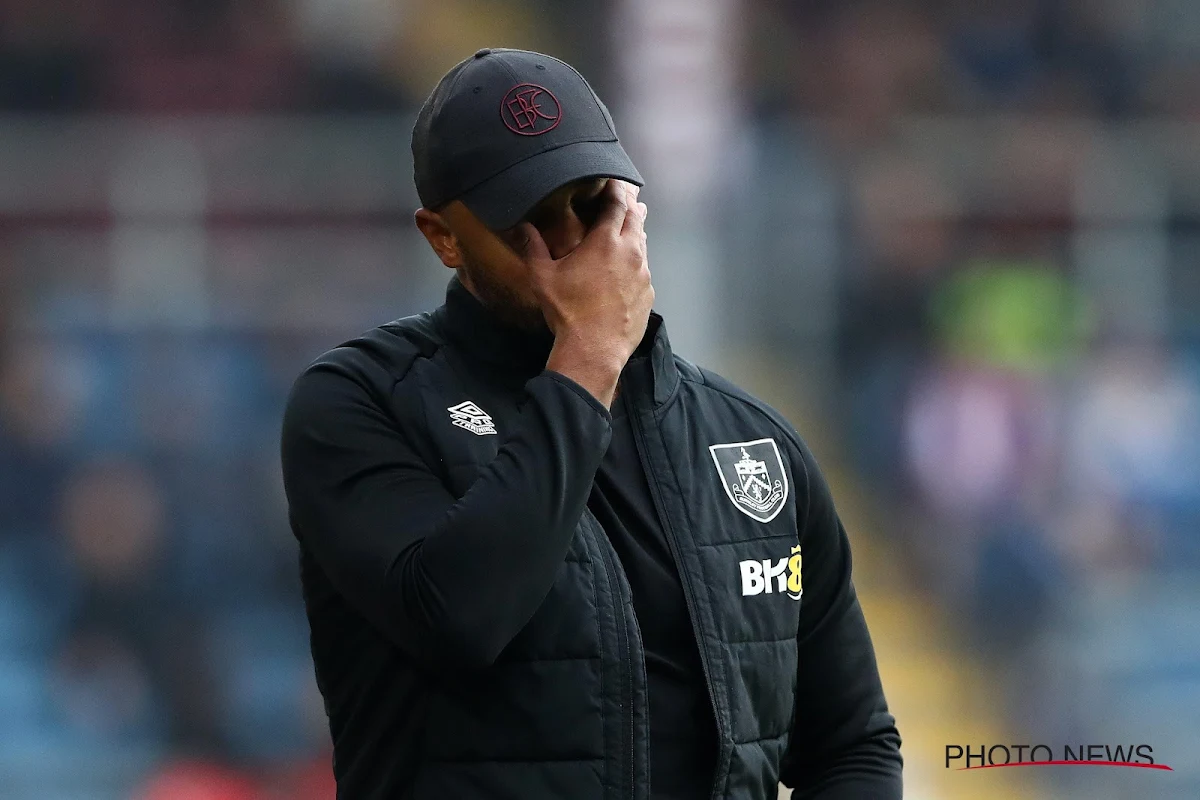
[418, 178, 610, 329]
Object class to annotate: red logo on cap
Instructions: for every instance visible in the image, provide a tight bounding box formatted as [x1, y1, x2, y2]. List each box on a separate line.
[501, 83, 562, 136]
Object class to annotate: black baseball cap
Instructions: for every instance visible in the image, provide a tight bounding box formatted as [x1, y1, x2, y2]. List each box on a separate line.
[412, 48, 644, 230]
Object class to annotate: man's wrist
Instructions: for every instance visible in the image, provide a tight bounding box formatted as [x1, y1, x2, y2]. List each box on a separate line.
[545, 337, 624, 408]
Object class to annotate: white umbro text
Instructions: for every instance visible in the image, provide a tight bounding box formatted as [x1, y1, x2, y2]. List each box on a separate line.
[447, 401, 497, 436]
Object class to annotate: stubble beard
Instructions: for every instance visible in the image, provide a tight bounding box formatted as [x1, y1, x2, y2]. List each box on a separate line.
[458, 259, 548, 333]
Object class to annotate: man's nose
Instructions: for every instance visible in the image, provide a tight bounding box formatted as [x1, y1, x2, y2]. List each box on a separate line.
[539, 211, 587, 260]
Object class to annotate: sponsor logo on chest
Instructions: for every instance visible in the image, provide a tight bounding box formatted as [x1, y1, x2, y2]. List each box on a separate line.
[740, 545, 803, 600]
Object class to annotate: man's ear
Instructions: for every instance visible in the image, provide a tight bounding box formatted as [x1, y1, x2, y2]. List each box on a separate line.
[415, 208, 465, 270]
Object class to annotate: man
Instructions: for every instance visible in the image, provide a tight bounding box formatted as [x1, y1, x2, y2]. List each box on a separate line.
[280, 48, 902, 799]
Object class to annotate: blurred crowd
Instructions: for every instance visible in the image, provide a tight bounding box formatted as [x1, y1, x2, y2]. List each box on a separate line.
[0, 329, 341, 799]
[0, 0, 608, 113]
[3, 0, 1200, 798]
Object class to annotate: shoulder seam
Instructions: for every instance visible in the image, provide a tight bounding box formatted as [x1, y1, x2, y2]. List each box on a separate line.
[302, 326, 445, 424]
[683, 370, 796, 443]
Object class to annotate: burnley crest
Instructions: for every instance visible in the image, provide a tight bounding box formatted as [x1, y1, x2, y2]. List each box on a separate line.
[709, 438, 789, 523]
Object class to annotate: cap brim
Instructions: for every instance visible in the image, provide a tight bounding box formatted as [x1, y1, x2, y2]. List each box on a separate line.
[458, 140, 644, 231]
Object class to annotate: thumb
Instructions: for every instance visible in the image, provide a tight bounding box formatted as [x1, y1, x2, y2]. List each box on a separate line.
[514, 222, 552, 263]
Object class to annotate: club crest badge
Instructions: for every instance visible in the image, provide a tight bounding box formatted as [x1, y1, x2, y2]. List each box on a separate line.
[709, 438, 789, 523]
[501, 83, 562, 136]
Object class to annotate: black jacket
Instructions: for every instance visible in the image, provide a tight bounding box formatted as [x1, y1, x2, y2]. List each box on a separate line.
[280, 278, 902, 799]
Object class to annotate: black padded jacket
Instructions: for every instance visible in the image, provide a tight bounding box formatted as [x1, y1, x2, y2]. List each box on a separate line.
[280, 278, 902, 799]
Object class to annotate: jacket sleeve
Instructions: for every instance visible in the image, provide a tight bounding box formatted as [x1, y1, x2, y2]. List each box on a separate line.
[779, 437, 903, 799]
[280, 363, 612, 672]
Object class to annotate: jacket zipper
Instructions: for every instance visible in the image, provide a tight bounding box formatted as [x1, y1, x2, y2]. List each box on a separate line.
[598, 528, 636, 800]
[626, 402, 725, 800]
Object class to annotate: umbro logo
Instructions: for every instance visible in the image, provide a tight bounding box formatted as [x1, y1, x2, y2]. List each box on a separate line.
[447, 401, 497, 436]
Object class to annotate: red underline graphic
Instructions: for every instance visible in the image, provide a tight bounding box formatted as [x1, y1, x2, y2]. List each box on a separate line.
[960, 760, 1173, 771]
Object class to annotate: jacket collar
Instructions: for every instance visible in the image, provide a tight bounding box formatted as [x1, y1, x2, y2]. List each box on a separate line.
[433, 276, 680, 407]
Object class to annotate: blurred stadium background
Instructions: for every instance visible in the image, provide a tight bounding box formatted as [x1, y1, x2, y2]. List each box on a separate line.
[2, 0, 1200, 798]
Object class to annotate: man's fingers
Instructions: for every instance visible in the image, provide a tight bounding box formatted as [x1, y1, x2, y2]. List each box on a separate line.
[595, 179, 630, 231]
[622, 191, 647, 236]
[570, 180, 646, 254]
[515, 222, 551, 262]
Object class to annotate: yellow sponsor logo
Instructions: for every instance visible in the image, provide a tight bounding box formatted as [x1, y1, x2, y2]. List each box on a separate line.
[739, 544, 802, 600]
